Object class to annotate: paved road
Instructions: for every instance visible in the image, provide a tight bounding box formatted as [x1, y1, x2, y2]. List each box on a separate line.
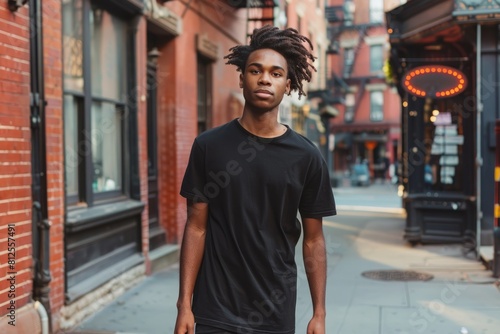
[70, 184, 500, 334]
[333, 182, 403, 210]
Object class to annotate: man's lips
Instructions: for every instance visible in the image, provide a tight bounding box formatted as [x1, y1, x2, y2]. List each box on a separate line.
[254, 89, 273, 98]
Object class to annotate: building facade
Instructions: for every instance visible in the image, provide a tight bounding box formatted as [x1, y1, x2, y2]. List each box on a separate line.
[324, 0, 404, 184]
[278, 0, 333, 171]
[0, 0, 329, 332]
[386, 0, 500, 264]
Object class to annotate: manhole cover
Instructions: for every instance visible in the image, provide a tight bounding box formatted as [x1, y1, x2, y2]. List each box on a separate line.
[361, 270, 434, 281]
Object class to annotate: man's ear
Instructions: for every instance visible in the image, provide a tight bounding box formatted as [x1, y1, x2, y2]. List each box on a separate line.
[239, 73, 244, 88]
[285, 78, 291, 95]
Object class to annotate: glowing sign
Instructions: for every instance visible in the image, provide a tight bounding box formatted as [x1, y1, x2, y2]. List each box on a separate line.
[402, 65, 467, 98]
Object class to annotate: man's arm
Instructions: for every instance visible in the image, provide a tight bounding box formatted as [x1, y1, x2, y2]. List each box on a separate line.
[302, 216, 327, 334]
[174, 200, 209, 334]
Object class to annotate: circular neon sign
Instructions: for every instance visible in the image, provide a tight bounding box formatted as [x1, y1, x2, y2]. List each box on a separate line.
[402, 65, 467, 98]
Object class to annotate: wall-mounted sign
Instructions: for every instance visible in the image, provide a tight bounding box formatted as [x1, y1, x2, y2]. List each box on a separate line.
[402, 65, 467, 98]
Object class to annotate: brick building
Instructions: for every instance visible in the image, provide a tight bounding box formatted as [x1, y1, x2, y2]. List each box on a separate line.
[325, 0, 404, 183]
[0, 0, 329, 332]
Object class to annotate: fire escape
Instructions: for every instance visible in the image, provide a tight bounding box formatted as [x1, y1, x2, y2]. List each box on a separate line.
[227, 0, 279, 38]
[325, 4, 354, 110]
[326, 2, 383, 122]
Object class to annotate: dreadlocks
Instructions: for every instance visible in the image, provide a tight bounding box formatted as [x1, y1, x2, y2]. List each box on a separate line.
[224, 25, 316, 98]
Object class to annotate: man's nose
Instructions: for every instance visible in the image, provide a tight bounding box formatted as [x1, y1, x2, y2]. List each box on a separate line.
[258, 72, 271, 85]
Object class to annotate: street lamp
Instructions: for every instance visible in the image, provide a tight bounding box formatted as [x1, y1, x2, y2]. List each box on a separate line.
[148, 47, 161, 66]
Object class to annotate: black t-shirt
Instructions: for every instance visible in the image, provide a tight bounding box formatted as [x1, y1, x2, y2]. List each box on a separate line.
[180, 119, 336, 333]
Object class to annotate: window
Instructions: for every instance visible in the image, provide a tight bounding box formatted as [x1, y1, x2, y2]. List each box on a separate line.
[369, 0, 384, 23]
[344, 0, 355, 25]
[370, 91, 384, 121]
[370, 45, 384, 73]
[285, 3, 289, 27]
[63, 0, 132, 205]
[344, 93, 355, 123]
[197, 56, 212, 134]
[423, 99, 465, 192]
[343, 48, 354, 77]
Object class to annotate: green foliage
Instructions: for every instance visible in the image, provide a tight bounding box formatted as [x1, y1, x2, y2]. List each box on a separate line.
[383, 58, 395, 86]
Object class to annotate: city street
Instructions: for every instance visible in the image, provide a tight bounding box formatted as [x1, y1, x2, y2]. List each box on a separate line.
[69, 184, 500, 334]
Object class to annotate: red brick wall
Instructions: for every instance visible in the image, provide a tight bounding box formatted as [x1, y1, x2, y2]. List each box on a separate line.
[0, 3, 33, 318]
[0, 0, 67, 328]
[161, 2, 246, 244]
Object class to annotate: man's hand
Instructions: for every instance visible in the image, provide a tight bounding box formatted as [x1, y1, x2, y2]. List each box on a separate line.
[302, 216, 327, 334]
[306, 314, 326, 334]
[174, 306, 195, 334]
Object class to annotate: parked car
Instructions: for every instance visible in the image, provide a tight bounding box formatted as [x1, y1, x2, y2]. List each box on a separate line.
[350, 162, 370, 187]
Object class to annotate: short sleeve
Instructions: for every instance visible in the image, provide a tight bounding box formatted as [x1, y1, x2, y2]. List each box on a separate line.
[180, 140, 209, 203]
[299, 159, 336, 218]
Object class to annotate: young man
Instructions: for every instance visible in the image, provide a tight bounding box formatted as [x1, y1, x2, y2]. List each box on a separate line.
[175, 25, 336, 334]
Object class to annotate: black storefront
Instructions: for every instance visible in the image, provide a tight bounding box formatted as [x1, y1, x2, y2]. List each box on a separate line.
[387, 0, 500, 256]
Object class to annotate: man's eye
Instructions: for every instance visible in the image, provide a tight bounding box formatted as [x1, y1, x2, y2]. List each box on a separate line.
[272, 72, 283, 77]
[250, 69, 260, 74]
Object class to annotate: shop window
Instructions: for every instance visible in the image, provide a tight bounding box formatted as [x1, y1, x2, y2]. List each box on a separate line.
[63, 0, 131, 205]
[197, 56, 212, 134]
[370, 91, 384, 121]
[370, 44, 383, 73]
[423, 100, 464, 192]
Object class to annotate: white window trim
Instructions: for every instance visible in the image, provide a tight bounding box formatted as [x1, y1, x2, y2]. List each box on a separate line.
[366, 83, 387, 91]
[340, 38, 358, 49]
[364, 36, 387, 46]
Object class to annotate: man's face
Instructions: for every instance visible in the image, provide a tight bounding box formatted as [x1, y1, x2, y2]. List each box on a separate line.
[239, 48, 291, 112]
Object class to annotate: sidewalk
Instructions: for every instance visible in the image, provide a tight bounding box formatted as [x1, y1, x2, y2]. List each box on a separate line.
[67, 184, 500, 334]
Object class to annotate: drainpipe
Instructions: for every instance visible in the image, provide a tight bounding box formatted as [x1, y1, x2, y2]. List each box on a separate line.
[476, 24, 483, 260]
[35, 301, 49, 334]
[29, 0, 52, 331]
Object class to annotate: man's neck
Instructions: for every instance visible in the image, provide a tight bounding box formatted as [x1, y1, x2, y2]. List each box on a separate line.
[238, 110, 287, 138]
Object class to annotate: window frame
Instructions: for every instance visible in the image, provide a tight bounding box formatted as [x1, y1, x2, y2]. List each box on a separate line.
[343, 47, 354, 77]
[370, 91, 384, 122]
[63, 0, 138, 207]
[197, 55, 213, 134]
[370, 44, 384, 73]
